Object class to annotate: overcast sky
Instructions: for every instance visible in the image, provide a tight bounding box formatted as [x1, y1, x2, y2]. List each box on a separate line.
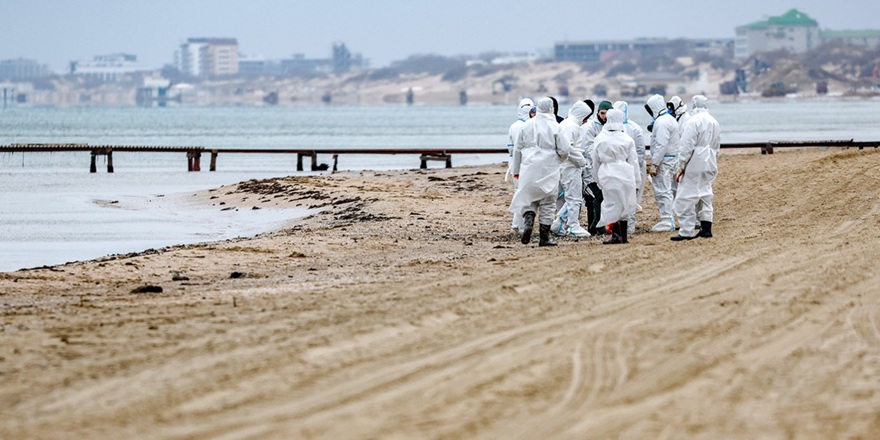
[1, 0, 878, 72]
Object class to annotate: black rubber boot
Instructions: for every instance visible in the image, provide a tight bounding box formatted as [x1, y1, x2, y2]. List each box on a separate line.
[538, 224, 557, 247]
[583, 190, 596, 236]
[670, 232, 698, 241]
[698, 221, 713, 238]
[619, 220, 628, 243]
[602, 222, 624, 245]
[588, 183, 604, 235]
[521, 211, 536, 245]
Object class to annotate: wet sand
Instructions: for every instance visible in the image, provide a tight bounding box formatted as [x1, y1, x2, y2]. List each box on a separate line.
[2, 148, 880, 439]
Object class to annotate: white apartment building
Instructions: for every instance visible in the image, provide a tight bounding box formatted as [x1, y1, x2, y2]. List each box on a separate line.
[176, 38, 239, 78]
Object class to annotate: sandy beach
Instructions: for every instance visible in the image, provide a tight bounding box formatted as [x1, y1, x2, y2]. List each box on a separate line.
[2, 147, 880, 439]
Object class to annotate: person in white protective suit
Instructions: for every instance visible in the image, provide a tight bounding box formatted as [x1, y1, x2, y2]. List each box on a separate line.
[667, 95, 690, 200]
[506, 98, 535, 233]
[550, 100, 593, 238]
[509, 97, 570, 246]
[591, 109, 641, 245]
[670, 95, 721, 241]
[581, 100, 613, 236]
[644, 94, 681, 232]
[668, 95, 691, 126]
[613, 100, 646, 235]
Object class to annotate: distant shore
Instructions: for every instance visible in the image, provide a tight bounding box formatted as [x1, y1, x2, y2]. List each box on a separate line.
[14, 56, 880, 108]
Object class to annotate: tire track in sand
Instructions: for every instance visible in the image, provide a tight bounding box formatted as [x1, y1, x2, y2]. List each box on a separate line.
[180, 253, 760, 439]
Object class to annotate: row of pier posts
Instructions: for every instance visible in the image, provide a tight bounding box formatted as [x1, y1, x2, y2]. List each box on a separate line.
[89, 149, 206, 173]
[86, 149, 331, 173]
[85, 149, 450, 173]
[25, 142, 880, 174]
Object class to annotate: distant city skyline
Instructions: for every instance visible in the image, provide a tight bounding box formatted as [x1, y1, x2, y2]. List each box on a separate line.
[1, 0, 877, 72]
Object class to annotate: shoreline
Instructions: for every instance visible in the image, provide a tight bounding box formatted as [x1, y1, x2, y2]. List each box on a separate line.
[3, 149, 880, 438]
[1, 190, 312, 273]
[0, 168, 318, 273]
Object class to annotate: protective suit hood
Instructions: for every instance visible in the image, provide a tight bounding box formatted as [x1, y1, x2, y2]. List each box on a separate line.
[691, 95, 708, 110]
[583, 99, 596, 119]
[669, 96, 687, 119]
[517, 98, 535, 120]
[550, 96, 565, 122]
[645, 94, 667, 119]
[612, 101, 630, 124]
[566, 100, 591, 126]
[536, 97, 554, 116]
[604, 109, 625, 132]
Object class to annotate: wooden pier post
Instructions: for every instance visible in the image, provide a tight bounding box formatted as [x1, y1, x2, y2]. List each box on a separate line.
[90, 153, 97, 173]
[332, 154, 339, 173]
[296, 151, 322, 171]
[186, 151, 202, 171]
[210, 149, 218, 171]
[106, 150, 114, 173]
[420, 154, 452, 169]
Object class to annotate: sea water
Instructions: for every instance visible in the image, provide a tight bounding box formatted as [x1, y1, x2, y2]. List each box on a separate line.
[2, 99, 879, 271]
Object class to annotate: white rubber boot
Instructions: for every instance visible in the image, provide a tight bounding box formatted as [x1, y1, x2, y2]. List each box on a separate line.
[567, 224, 591, 238]
[551, 217, 566, 236]
[650, 220, 675, 232]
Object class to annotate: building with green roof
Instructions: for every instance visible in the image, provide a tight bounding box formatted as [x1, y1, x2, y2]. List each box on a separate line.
[734, 9, 820, 59]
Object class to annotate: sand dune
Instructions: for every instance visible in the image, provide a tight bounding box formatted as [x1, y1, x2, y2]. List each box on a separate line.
[2, 148, 880, 439]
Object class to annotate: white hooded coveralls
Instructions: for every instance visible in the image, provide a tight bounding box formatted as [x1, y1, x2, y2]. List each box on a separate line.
[646, 94, 681, 226]
[669, 95, 691, 127]
[668, 95, 690, 198]
[673, 95, 721, 237]
[613, 101, 646, 209]
[580, 116, 603, 193]
[507, 98, 534, 231]
[554, 101, 592, 233]
[591, 109, 642, 227]
[509, 97, 569, 226]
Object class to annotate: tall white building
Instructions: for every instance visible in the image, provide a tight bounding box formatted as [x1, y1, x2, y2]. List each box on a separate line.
[176, 38, 239, 78]
[735, 9, 820, 59]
